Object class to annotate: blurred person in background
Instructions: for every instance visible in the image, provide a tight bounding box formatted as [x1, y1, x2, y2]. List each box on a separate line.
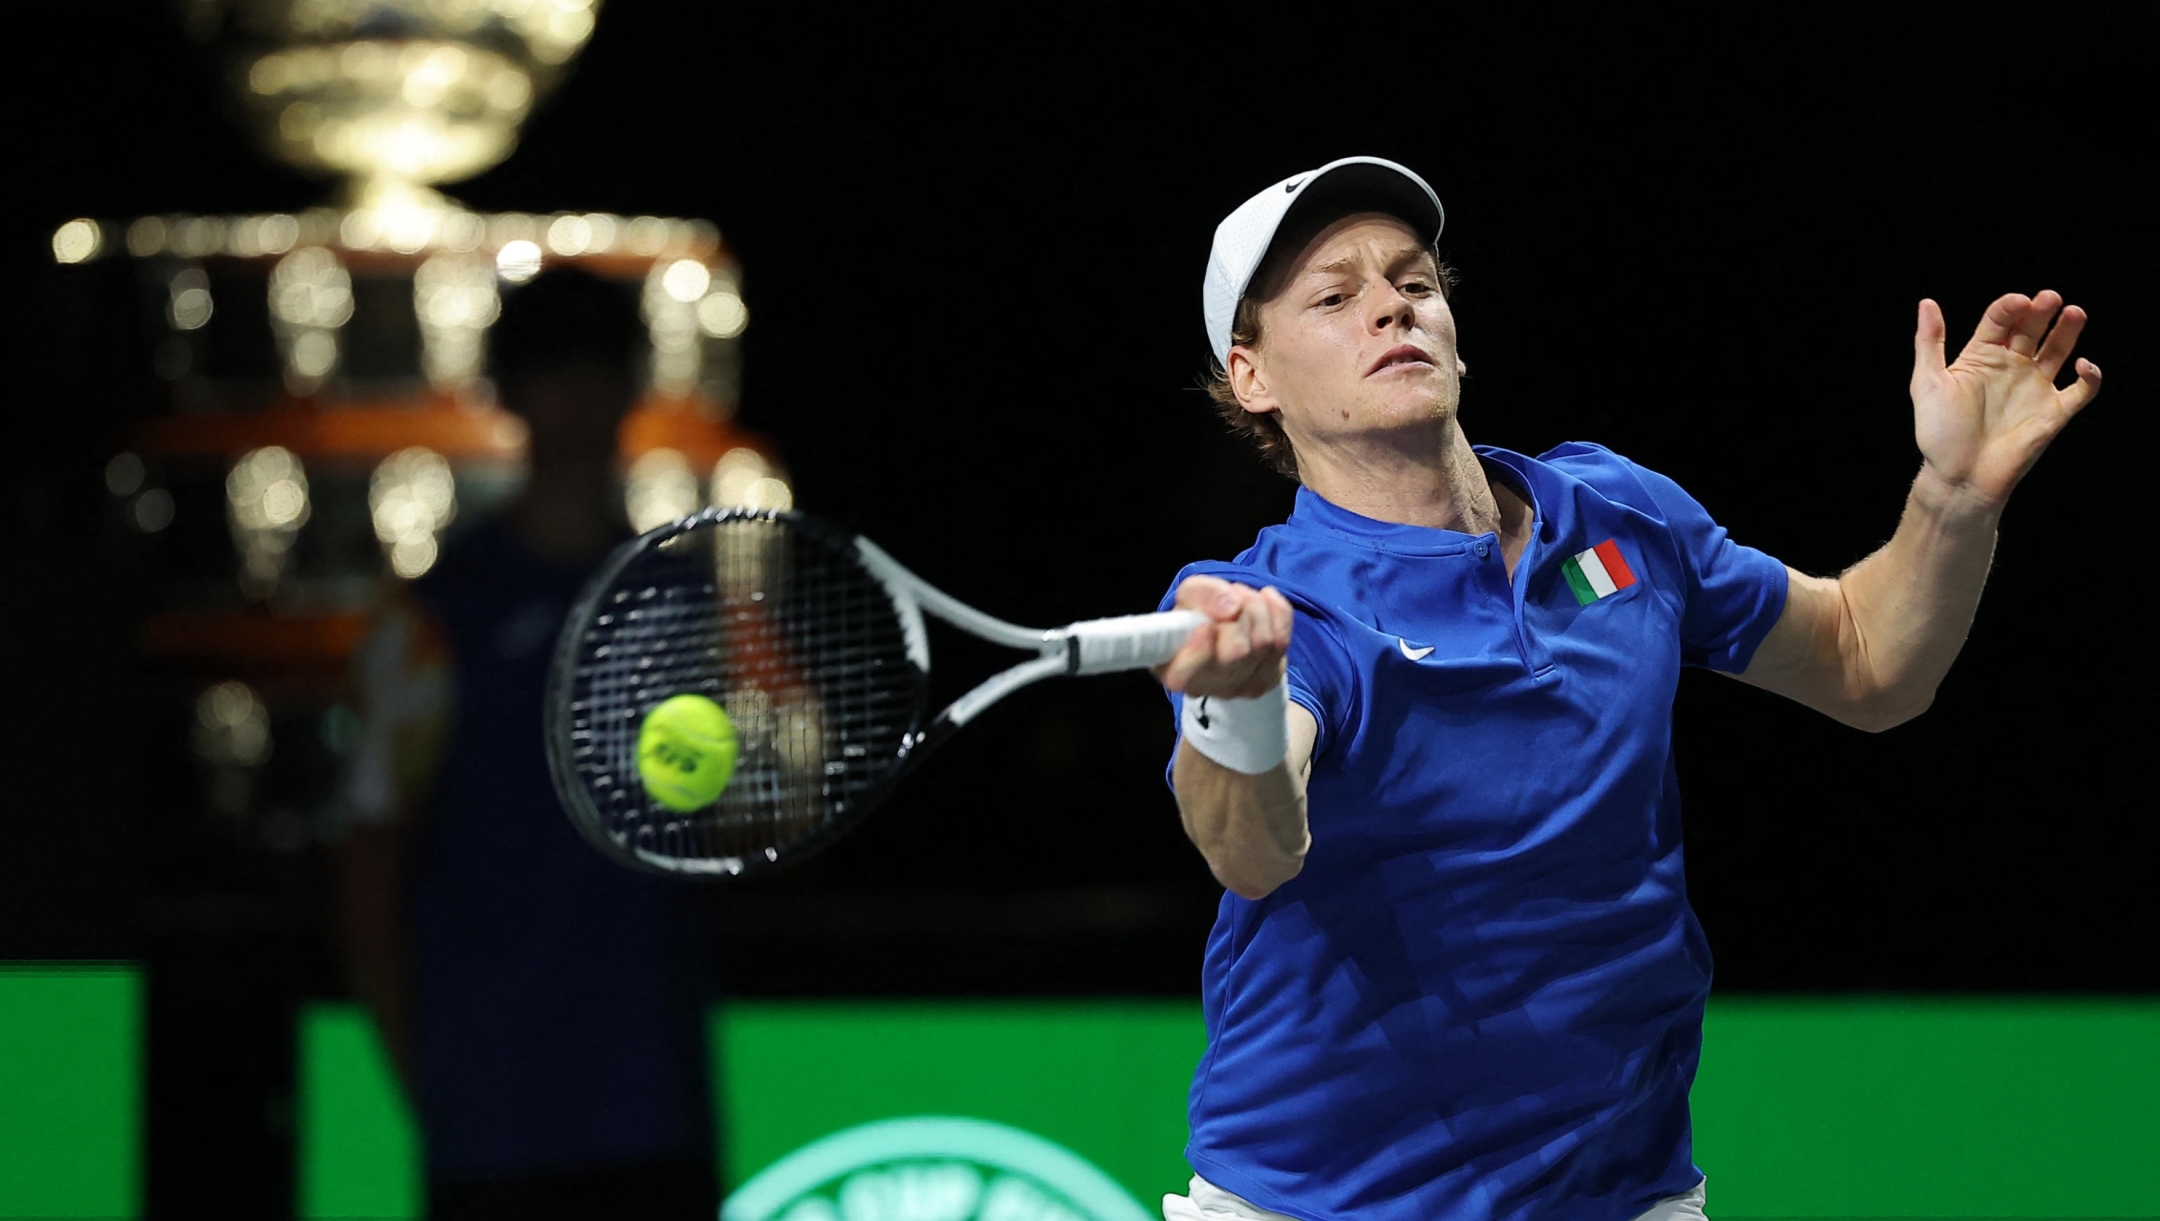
[338, 268, 719, 1220]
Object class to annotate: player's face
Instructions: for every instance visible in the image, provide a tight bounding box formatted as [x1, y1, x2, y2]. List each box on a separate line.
[1233, 213, 1463, 450]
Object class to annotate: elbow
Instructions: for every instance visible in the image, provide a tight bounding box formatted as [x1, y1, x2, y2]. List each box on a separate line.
[1843, 686, 1936, 733]
[1209, 843, 1307, 902]
[1216, 861, 1301, 902]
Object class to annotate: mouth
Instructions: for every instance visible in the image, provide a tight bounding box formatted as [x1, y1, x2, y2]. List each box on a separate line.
[1367, 345, 1436, 376]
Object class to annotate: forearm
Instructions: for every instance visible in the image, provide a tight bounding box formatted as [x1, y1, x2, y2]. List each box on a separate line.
[1173, 741, 1309, 899]
[1835, 463, 2003, 725]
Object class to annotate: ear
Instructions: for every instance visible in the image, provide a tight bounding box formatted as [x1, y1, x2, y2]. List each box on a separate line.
[1227, 345, 1281, 418]
[1457, 356, 1468, 377]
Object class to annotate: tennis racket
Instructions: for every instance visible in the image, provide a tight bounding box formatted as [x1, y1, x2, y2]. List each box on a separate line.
[545, 506, 1204, 878]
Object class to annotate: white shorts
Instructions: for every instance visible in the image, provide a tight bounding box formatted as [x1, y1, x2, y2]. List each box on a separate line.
[1162, 1173, 1710, 1221]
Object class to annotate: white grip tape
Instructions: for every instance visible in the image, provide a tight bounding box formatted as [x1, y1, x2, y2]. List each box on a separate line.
[1180, 675, 1289, 774]
[1068, 610, 1210, 675]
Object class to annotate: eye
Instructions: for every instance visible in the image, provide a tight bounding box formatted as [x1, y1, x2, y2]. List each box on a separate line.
[1315, 291, 1347, 309]
[1400, 279, 1434, 297]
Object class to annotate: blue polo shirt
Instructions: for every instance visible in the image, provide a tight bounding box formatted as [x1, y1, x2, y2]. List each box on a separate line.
[1160, 442, 1787, 1221]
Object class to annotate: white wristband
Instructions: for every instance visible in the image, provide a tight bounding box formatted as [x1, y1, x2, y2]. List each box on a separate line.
[1180, 675, 1290, 774]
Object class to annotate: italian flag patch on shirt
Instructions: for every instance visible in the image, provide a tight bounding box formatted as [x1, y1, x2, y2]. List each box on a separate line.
[1561, 539, 1638, 606]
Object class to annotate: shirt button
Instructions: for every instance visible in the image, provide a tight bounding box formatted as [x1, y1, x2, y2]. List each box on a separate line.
[1474, 541, 1491, 558]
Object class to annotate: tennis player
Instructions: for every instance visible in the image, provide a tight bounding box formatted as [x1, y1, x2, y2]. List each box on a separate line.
[1153, 157, 2100, 1221]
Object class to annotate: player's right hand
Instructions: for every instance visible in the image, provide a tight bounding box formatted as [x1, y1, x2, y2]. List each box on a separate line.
[1154, 575, 1293, 699]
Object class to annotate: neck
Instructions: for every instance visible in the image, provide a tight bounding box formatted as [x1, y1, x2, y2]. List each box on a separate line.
[508, 451, 627, 565]
[1294, 416, 1519, 536]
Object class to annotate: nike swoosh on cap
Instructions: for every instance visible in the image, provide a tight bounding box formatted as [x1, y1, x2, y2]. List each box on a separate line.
[1398, 639, 1435, 661]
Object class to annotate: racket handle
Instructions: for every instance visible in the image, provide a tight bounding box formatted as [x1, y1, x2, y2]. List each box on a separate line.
[1064, 609, 1211, 675]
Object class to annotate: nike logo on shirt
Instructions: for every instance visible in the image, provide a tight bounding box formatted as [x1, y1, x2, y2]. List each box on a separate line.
[1398, 639, 1435, 661]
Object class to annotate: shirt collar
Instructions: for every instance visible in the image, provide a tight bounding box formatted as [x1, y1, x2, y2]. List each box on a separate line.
[1289, 445, 1542, 555]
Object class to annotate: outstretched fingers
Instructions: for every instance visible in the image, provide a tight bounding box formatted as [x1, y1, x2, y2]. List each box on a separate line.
[2007, 290, 2063, 357]
[2059, 357, 2104, 416]
[1965, 292, 2034, 352]
[2034, 303, 2088, 381]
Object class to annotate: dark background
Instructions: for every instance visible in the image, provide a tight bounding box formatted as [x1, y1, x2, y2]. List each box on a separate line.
[7, 5, 2152, 1209]
[7, 6, 2153, 991]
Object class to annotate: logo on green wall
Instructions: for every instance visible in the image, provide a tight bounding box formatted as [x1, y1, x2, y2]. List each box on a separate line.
[723, 1116, 1156, 1221]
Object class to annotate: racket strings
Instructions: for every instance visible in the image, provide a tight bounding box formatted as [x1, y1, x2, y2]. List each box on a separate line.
[562, 515, 925, 871]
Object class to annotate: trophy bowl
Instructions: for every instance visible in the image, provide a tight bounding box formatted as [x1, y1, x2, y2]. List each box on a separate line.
[196, 0, 604, 203]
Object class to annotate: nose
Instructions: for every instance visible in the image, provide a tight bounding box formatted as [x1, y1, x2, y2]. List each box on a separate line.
[1366, 281, 1415, 335]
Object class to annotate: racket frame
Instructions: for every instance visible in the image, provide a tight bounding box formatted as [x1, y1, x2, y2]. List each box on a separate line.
[547, 507, 1204, 880]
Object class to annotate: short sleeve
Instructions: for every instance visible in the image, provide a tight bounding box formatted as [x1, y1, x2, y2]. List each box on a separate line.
[1280, 606, 1357, 759]
[1625, 460, 1790, 673]
[1156, 567, 1359, 789]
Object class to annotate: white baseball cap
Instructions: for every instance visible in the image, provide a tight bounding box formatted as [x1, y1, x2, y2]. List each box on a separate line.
[1202, 156, 1445, 366]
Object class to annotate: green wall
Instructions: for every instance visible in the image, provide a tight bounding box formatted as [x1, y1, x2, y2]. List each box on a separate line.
[0, 965, 140, 1219]
[720, 1003, 1201, 1207]
[1691, 996, 2160, 1217]
[4, 968, 2158, 1219]
[298, 1006, 422, 1218]
[295, 997, 2160, 1219]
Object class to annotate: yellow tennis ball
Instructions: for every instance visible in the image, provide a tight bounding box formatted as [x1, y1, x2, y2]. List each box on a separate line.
[636, 694, 739, 812]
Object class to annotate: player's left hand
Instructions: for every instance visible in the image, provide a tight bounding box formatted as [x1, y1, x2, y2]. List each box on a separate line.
[1910, 291, 2101, 509]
